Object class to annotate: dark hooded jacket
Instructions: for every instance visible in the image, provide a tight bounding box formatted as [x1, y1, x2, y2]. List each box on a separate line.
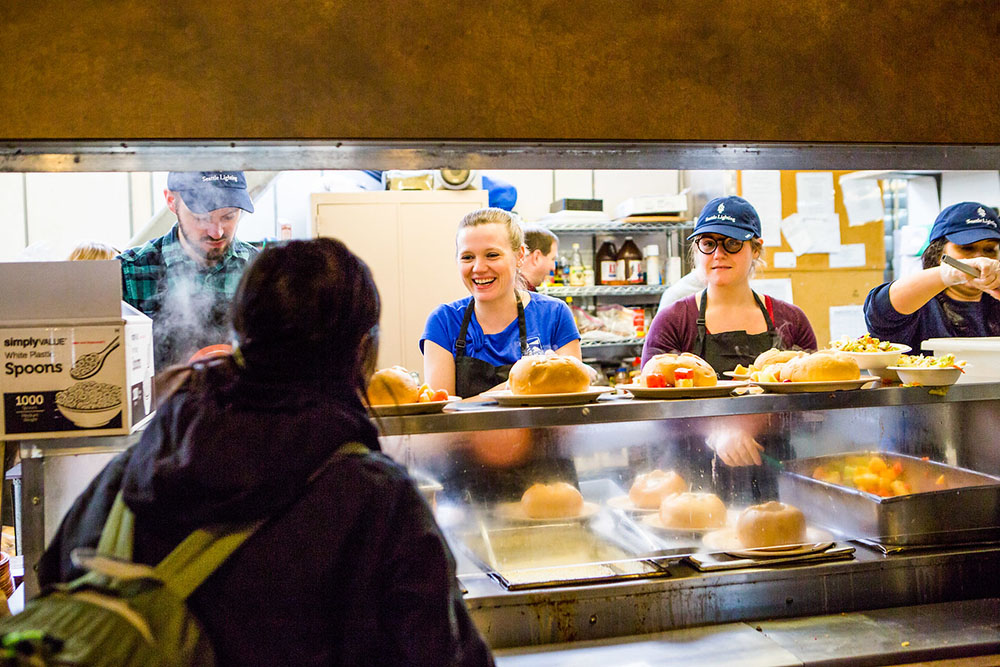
[38, 361, 494, 667]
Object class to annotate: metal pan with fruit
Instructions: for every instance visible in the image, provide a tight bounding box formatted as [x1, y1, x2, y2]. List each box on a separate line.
[778, 451, 1000, 547]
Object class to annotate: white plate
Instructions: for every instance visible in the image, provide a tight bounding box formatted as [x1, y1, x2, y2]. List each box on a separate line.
[752, 377, 877, 393]
[836, 345, 910, 370]
[493, 501, 601, 523]
[606, 495, 659, 514]
[641, 513, 726, 535]
[482, 386, 612, 407]
[702, 526, 835, 557]
[886, 365, 964, 387]
[368, 398, 455, 417]
[619, 380, 748, 399]
[722, 371, 751, 380]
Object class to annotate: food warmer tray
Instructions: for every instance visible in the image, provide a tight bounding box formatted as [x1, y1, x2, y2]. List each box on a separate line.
[778, 452, 1000, 547]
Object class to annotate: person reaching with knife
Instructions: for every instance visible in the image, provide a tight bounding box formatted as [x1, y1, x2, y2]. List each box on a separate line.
[865, 202, 1000, 354]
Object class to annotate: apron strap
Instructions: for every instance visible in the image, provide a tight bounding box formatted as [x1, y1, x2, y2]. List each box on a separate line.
[454, 299, 476, 359]
[752, 291, 778, 332]
[515, 292, 528, 355]
[696, 291, 709, 358]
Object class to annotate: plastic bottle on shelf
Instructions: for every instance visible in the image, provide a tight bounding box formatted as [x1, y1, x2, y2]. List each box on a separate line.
[583, 266, 595, 286]
[560, 252, 571, 286]
[569, 243, 586, 286]
[617, 237, 644, 285]
[614, 365, 630, 386]
[596, 240, 619, 285]
[644, 244, 662, 285]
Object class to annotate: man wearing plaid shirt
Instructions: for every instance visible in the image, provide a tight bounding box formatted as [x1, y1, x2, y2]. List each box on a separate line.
[118, 171, 258, 369]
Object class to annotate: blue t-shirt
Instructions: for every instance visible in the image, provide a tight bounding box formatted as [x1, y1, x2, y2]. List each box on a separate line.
[421, 293, 580, 366]
[864, 281, 1000, 354]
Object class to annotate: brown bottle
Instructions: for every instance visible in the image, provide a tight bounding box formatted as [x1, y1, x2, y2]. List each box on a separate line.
[616, 237, 644, 285]
[596, 240, 619, 285]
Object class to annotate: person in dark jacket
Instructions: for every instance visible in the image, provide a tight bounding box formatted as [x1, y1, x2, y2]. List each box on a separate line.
[38, 238, 494, 667]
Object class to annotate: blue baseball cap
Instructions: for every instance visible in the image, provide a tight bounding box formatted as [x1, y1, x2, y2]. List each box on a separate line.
[166, 171, 255, 214]
[928, 201, 1000, 246]
[687, 196, 762, 241]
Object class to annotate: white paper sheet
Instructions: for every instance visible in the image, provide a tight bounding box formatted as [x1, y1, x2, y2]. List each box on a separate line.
[941, 171, 1000, 209]
[828, 243, 867, 268]
[796, 172, 835, 217]
[907, 176, 940, 228]
[781, 212, 842, 255]
[741, 170, 782, 246]
[772, 252, 797, 269]
[839, 178, 884, 227]
[780, 214, 813, 255]
[895, 225, 931, 256]
[829, 305, 869, 342]
[749, 278, 794, 304]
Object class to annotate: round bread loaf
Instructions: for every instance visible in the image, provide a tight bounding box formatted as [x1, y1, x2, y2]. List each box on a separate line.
[628, 470, 687, 509]
[508, 355, 591, 395]
[658, 492, 727, 530]
[752, 348, 805, 370]
[736, 501, 806, 548]
[641, 353, 718, 387]
[520, 482, 584, 519]
[367, 367, 420, 405]
[779, 351, 860, 382]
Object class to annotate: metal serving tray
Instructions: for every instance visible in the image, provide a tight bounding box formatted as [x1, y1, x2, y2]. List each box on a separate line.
[778, 452, 1000, 547]
[456, 518, 671, 590]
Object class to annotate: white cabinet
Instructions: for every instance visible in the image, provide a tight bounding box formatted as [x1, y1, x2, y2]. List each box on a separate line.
[311, 191, 488, 372]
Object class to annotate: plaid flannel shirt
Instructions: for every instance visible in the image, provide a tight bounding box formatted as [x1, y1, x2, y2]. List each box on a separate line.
[117, 224, 258, 366]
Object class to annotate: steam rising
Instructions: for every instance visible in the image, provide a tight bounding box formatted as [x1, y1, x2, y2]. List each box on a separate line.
[153, 269, 234, 369]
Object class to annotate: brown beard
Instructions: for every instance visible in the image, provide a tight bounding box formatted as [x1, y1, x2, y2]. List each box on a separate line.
[179, 223, 230, 263]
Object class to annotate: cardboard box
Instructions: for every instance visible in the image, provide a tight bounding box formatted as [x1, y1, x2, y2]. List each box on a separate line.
[0, 261, 155, 440]
[615, 194, 688, 219]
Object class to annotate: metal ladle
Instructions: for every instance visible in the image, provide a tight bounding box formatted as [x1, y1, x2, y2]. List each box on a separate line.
[70, 337, 120, 380]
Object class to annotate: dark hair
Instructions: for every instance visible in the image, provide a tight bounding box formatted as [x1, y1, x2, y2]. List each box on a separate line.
[522, 225, 558, 255]
[232, 238, 380, 390]
[921, 238, 948, 270]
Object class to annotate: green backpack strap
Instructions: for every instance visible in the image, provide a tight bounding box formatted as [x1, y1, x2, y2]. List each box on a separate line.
[145, 441, 371, 601]
[96, 493, 136, 560]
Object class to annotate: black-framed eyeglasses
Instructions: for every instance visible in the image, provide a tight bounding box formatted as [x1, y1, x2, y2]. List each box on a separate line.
[695, 236, 745, 255]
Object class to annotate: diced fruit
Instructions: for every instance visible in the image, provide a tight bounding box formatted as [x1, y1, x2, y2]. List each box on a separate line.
[645, 372, 666, 388]
[935, 474, 946, 486]
[868, 456, 888, 473]
[430, 389, 449, 402]
[734, 364, 749, 374]
[890, 480, 910, 496]
[826, 470, 841, 484]
[892, 461, 903, 475]
[812, 465, 828, 480]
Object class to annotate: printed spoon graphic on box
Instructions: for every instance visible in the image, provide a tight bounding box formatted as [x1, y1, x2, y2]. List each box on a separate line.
[70, 336, 120, 380]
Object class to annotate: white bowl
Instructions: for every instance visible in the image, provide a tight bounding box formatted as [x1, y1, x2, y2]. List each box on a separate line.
[56, 404, 122, 428]
[886, 365, 963, 387]
[838, 345, 910, 370]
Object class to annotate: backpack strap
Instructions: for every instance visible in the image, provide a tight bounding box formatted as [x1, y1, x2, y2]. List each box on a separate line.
[96, 493, 137, 561]
[97, 441, 371, 601]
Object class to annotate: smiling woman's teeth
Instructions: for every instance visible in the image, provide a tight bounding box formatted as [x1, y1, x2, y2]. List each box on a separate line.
[473, 278, 495, 285]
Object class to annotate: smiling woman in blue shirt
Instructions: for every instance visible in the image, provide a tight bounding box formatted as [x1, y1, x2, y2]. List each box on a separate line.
[864, 202, 1000, 355]
[421, 208, 581, 397]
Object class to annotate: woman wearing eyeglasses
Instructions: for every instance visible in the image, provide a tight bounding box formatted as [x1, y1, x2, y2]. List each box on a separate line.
[643, 196, 817, 469]
[643, 196, 817, 374]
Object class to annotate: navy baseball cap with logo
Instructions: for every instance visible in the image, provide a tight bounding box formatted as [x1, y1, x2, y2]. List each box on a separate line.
[167, 171, 255, 214]
[927, 201, 1000, 246]
[687, 195, 762, 241]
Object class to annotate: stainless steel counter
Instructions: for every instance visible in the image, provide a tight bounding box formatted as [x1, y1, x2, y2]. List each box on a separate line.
[376, 381, 1000, 435]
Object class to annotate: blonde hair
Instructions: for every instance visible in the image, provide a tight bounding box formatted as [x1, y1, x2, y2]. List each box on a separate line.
[68, 241, 120, 261]
[688, 237, 766, 278]
[456, 207, 524, 253]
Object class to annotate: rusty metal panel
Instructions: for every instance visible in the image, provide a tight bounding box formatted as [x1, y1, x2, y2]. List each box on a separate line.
[1, 2, 997, 142]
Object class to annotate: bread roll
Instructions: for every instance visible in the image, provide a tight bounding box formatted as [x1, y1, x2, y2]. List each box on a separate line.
[641, 353, 718, 387]
[736, 501, 807, 548]
[520, 482, 584, 519]
[779, 351, 860, 382]
[367, 367, 420, 405]
[752, 348, 805, 370]
[509, 355, 591, 395]
[658, 492, 727, 530]
[628, 470, 687, 509]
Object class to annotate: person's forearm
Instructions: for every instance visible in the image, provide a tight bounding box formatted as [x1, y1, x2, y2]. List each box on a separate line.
[887, 268, 948, 315]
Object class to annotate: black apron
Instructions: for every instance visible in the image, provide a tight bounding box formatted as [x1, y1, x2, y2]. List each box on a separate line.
[454, 295, 528, 397]
[695, 290, 782, 376]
